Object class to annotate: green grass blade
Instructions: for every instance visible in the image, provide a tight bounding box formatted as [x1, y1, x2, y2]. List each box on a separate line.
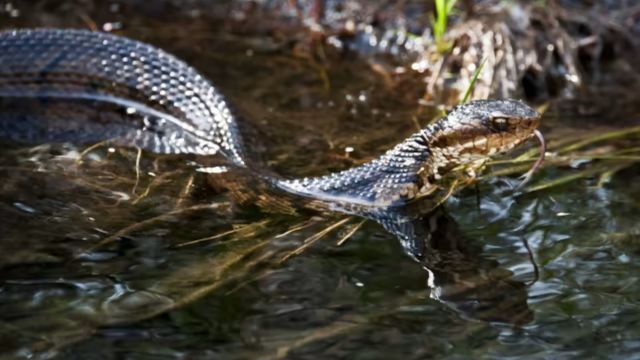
[460, 58, 486, 104]
[558, 125, 640, 153]
[433, 0, 457, 53]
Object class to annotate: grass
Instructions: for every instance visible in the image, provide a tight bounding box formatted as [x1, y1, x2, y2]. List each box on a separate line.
[460, 58, 486, 104]
[481, 124, 640, 193]
[432, 0, 458, 53]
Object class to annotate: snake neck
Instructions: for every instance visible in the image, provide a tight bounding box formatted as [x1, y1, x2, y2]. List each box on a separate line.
[277, 128, 445, 207]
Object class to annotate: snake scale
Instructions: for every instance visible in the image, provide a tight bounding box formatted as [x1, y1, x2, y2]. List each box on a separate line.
[0, 29, 541, 208]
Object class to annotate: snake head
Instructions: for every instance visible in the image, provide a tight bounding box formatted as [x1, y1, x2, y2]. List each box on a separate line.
[425, 99, 540, 179]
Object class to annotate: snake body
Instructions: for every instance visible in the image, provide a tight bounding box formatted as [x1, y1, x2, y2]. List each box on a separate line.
[0, 29, 540, 207]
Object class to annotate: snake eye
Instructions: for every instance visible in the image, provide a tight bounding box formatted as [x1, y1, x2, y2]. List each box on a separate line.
[490, 116, 510, 131]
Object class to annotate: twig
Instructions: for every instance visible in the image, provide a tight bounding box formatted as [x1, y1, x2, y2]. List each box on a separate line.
[279, 217, 351, 263]
[336, 219, 366, 246]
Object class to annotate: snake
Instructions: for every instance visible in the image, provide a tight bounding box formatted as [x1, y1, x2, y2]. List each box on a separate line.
[0, 29, 544, 208]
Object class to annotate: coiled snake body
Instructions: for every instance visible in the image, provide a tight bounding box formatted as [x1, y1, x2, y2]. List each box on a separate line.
[0, 29, 541, 207]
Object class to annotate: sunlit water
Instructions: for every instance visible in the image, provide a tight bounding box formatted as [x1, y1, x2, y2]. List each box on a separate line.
[1, 1, 639, 359]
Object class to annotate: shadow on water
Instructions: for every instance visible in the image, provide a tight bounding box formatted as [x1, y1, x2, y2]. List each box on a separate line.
[0, 1, 640, 359]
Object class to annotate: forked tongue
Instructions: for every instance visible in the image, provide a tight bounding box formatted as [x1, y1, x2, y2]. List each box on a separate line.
[516, 129, 546, 190]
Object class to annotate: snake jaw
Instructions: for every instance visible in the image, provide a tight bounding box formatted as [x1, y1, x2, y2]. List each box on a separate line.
[427, 100, 540, 168]
[402, 100, 542, 204]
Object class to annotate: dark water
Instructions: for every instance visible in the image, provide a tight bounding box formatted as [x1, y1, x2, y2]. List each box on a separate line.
[1, 1, 640, 359]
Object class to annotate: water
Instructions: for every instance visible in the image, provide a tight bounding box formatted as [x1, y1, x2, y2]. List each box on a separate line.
[1, 1, 640, 359]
